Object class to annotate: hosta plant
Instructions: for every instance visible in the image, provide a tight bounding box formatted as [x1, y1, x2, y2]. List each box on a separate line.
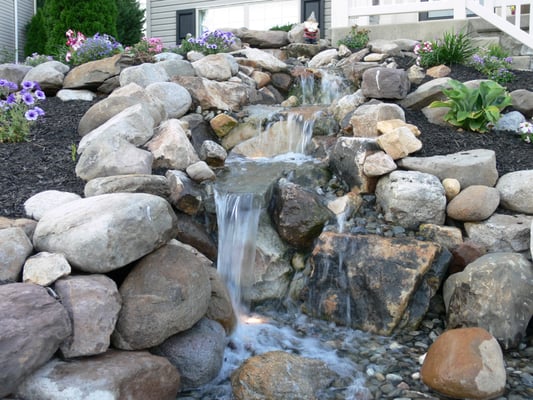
[429, 79, 512, 133]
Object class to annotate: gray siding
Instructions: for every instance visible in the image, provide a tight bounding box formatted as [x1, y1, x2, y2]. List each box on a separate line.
[149, 0, 332, 48]
[0, 0, 35, 63]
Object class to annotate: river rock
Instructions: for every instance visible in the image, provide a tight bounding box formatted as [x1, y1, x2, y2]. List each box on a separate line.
[186, 161, 216, 182]
[269, 179, 334, 249]
[361, 67, 411, 99]
[23, 190, 82, 220]
[22, 252, 71, 286]
[119, 62, 170, 87]
[0, 227, 33, 282]
[496, 170, 533, 214]
[78, 89, 166, 136]
[56, 88, 96, 101]
[231, 351, 337, 400]
[145, 118, 199, 170]
[510, 88, 533, 117]
[421, 327, 506, 399]
[192, 53, 239, 81]
[84, 174, 170, 199]
[166, 170, 203, 215]
[303, 231, 444, 335]
[76, 135, 154, 181]
[174, 75, 258, 111]
[464, 213, 533, 253]
[33, 193, 178, 273]
[446, 185, 500, 221]
[397, 149, 498, 188]
[199, 140, 227, 167]
[0, 283, 71, 398]
[152, 318, 226, 389]
[376, 170, 446, 230]
[145, 81, 193, 118]
[443, 252, 533, 349]
[55, 275, 121, 358]
[14, 350, 181, 400]
[23, 60, 70, 94]
[112, 240, 211, 350]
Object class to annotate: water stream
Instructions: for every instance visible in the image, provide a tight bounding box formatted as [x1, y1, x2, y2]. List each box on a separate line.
[189, 69, 374, 398]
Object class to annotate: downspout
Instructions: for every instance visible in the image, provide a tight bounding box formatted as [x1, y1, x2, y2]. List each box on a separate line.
[14, 0, 19, 63]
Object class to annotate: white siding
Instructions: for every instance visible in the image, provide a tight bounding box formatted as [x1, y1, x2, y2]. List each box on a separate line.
[0, 0, 35, 63]
[148, 0, 333, 48]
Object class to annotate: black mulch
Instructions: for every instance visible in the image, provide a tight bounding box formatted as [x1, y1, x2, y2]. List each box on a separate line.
[1, 65, 532, 219]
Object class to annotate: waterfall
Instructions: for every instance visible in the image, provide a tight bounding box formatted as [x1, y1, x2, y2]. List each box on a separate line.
[215, 190, 261, 314]
[300, 69, 350, 105]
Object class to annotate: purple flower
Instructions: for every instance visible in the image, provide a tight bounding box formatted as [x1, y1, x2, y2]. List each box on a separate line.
[6, 93, 16, 104]
[0, 79, 7, 87]
[22, 92, 35, 106]
[35, 90, 46, 100]
[8, 81, 18, 91]
[21, 81, 34, 90]
[25, 109, 39, 121]
[33, 106, 45, 116]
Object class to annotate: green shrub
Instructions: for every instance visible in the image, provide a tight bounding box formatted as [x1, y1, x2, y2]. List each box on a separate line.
[0, 47, 15, 64]
[269, 23, 295, 32]
[24, 8, 47, 57]
[337, 25, 370, 50]
[116, 0, 145, 47]
[415, 30, 475, 68]
[42, 0, 118, 56]
[24, 53, 54, 66]
[429, 79, 512, 133]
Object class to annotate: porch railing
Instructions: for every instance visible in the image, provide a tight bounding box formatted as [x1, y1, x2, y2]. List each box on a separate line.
[331, 0, 533, 49]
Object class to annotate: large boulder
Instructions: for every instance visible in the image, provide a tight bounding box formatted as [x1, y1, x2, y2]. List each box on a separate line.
[33, 193, 178, 273]
[0, 283, 71, 398]
[15, 350, 181, 400]
[0, 227, 33, 282]
[496, 170, 533, 214]
[112, 240, 212, 350]
[443, 252, 533, 349]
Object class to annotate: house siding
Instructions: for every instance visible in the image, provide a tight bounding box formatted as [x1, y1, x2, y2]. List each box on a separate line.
[148, 0, 332, 48]
[0, 0, 35, 63]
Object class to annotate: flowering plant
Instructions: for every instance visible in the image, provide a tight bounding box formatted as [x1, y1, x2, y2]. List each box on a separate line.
[470, 53, 514, 85]
[0, 79, 46, 143]
[126, 37, 164, 63]
[414, 41, 436, 67]
[24, 53, 54, 67]
[66, 29, 123, 65]
[177, 29, 236, 55]
[518, 120, 533, 143]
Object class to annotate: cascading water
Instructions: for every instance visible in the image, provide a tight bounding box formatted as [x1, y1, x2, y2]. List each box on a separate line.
[187, 67, 374, 399]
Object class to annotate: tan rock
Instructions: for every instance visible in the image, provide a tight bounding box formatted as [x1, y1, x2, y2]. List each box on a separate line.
[210, 113, 239, 138]
[251, 70, 271, 89]
[421, 327, 506, 400]
[376, 119, 421, 137]
[376, 126, 422, 160]
[418, 223, 463, 251]
[446, 185, 500, 221]
[426, 64, 451, 78]
[442, 178, 461, 201]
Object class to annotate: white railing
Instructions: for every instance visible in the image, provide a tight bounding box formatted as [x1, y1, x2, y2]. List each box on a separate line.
[332, 0, 533, 49]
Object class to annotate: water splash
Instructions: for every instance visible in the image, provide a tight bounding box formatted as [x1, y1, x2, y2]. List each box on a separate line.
[300, 69, 350, 105]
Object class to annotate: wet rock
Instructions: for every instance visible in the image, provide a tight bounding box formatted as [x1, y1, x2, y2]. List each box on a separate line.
[443, 252, 533, 349]
[186, 161, 216, 182]
[210, 113, 238, 138]
[269, 179, 334, 249]
[199, 140, 227, 167]
[418, 223, 463, 251]
[303, 231, 443, 335]
[205, 267, 237, 334]
[231, 351, 337, 400]
[152, 318, 226, 389]
[421, 327, 506, 399]
[0, 283, 71, 398]
[448, 240, 486, 274]
[176, 213, 217, 261]
[166, 170, 203, 215]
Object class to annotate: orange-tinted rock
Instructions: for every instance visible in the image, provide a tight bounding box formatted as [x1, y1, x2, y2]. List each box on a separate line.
[449, 240, 486, 274]
[421, 327, 506, 400]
